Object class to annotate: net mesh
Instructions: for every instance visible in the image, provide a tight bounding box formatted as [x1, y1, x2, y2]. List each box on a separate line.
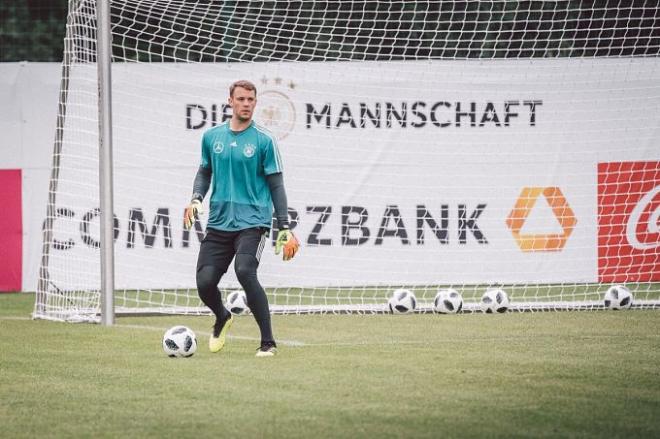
[35, 0, 660, 322]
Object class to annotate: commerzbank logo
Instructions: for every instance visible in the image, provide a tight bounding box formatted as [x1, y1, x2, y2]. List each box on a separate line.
[256, 77, 297, 141]
[506, 187, 577, 252]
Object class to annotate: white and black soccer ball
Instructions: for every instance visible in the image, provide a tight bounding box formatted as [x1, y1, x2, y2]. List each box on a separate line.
[433, 288, 463, 314]
[603, 285, 633, 310]
[480, 288, 510, 314]
[388, 288, 417, 314]
[226, 290, 249, 315]
[162, 326, 197, 358]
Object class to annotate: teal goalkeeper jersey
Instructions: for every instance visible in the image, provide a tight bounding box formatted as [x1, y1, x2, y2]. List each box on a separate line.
[200, 121, 283, 231]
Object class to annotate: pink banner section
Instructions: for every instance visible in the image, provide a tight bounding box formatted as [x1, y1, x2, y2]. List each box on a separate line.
[0, 170, 22, 291]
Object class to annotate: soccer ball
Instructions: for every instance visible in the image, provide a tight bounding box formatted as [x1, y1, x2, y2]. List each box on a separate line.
[433, 288, 463, 314]
[480, 288, 510, 314]
[226, 290, 249, 315]
[388, 288, 417, 314]
[162, 326, 197, 358]
[603, 285, 633, 310]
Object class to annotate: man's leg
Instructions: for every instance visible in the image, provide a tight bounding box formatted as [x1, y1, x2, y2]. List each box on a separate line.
[234, 228, 276, 354]
[196, 229, 235, 352]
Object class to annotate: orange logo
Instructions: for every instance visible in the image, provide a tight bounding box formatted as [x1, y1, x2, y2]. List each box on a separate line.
[506, 187, 577, 252]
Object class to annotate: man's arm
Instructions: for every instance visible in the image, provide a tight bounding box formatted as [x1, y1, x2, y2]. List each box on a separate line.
[191, 165, 212, 202]
[184, 165, 211, 229]
[266, 172, 288, 230]
[266, 173, 299, 261]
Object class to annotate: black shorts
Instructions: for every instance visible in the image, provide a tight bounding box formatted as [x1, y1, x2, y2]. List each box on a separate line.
[196, 227, 269, 272]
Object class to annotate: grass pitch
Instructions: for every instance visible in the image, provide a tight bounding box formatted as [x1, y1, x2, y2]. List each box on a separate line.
[1, 293, 659, 438]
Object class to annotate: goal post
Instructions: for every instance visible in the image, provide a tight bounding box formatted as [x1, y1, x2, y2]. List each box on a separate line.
[97, 0, 116, 326]
[35, 0, 660, 322]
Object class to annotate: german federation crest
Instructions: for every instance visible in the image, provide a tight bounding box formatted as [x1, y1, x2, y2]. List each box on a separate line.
[257, 90, 296, 140]
[243, 144, 256, 158]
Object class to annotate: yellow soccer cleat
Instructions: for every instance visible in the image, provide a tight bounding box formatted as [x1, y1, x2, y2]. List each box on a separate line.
[209, 314, 233, 353]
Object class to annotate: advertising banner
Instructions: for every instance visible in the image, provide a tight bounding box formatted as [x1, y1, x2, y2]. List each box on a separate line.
[0, 170, 22, 291]
[598, 161, 660, 282]
[4, 59, 659, 290]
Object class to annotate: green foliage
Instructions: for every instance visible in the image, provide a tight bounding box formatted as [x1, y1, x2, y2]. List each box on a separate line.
[1, 293, 659, 438]
[3, 1, 658, 63]
[0, 1, 68, 62]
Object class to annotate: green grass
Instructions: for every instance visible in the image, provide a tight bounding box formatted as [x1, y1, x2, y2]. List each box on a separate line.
[1, 293, 659, 438]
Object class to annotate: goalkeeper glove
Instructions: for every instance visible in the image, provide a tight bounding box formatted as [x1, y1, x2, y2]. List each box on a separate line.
[275, 228, 300, 261]
[183, 199, 203, 230]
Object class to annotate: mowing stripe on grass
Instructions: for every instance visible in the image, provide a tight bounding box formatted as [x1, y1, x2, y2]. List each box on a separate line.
[303, 332, 660, 347]
[0, 316, 306, 347]
[116, 323, 306, 347]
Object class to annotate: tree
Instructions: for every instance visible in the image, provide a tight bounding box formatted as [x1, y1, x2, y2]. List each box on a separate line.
[0, 1, 68, 62]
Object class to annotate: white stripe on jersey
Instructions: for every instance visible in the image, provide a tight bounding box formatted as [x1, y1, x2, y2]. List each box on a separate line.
[254, 123, 283, 172]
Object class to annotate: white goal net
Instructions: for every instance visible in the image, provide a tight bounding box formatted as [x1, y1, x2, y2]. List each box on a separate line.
[35, 0, 660, 321]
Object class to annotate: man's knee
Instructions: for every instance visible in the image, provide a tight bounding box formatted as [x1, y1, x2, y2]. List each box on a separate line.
[196, 265, 219, 291]
[234, 254, 258, 283]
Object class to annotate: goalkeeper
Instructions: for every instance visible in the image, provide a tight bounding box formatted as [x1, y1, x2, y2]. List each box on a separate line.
[184, 79, 299, 358]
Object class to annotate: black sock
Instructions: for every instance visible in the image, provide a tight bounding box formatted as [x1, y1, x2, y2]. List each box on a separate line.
[234, 254, 274, 343]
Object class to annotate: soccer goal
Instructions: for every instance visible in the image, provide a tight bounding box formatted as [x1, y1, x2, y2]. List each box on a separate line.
[35, 0, 660, 322]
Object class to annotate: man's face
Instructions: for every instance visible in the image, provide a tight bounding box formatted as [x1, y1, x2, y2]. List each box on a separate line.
[229, 87, 257, 122]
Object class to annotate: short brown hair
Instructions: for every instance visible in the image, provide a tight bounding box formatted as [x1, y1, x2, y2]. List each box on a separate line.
[229, 80, 257, 97]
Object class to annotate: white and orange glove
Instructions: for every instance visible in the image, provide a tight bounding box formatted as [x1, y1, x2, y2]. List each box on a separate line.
[275, 228, 300, 261]
[183, 199, 203, 230]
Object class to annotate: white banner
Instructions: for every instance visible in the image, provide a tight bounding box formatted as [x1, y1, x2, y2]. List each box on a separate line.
[5, 59, 660, 290]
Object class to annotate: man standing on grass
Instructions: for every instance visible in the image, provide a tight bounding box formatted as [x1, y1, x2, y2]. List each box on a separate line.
[183, 79, 299, 357]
